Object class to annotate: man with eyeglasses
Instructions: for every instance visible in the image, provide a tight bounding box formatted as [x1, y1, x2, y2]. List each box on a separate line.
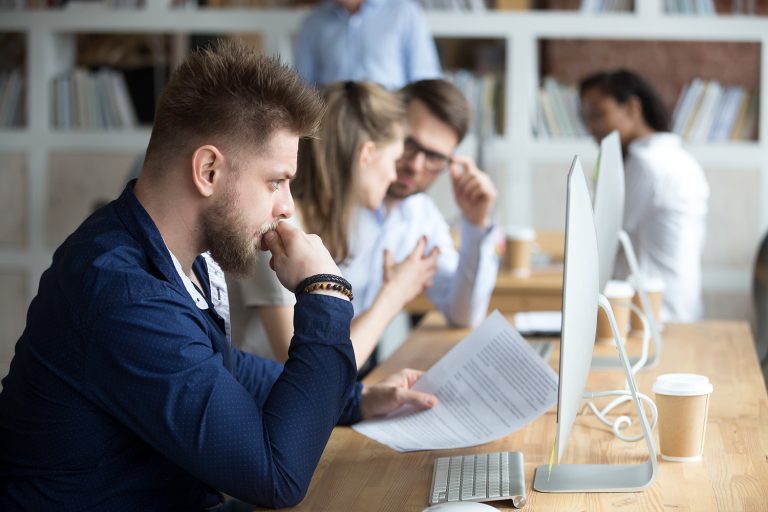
[341, 79, 499, 335]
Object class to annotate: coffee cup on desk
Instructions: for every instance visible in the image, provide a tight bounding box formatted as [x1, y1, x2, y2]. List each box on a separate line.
[504, 226, 535, 277]
[653, 373, 713, 462]
[629, 276, 665, 333]
[595, 280, 634, 344]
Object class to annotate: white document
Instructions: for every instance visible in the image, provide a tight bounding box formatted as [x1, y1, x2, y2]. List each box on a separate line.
[353, 311, 559, 452]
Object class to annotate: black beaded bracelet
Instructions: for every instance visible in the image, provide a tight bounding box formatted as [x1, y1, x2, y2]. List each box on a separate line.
[303, 282, 354, 301]
[294, 273, 353, 299]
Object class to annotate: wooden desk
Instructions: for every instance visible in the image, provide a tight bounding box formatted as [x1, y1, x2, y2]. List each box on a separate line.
[405, 266, 563, 315]
[275, 314, 768, 511]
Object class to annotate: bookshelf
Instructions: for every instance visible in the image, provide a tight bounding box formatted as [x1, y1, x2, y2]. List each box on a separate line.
[0, 1, 766, 379]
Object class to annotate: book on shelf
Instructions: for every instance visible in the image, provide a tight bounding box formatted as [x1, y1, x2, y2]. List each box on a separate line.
[731, 92, 758, 141]
[536, 77, 588, 139]
[708, 86, 744, 142]
[444, 69, 503, 139]
[417, 0, 489, 11]
[0, 70, 24, 128]
[687, 80, 722, 142]
[52, 68, 138, 130]
[665, 0, 716, 15]
[672, 78, 757, 142]
[580, 0, 632, 12]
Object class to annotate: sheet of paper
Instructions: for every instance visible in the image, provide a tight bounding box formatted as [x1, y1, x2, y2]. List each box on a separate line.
[353, 311, 559, 452]
[513, 311, 562, 336]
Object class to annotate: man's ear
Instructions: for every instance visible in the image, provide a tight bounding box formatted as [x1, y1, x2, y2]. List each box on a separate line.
[191, 145, 226, 198]
[358, 140, 376, 170]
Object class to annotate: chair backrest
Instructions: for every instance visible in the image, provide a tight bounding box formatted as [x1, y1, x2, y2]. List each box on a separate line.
[752, 231, 768, 373]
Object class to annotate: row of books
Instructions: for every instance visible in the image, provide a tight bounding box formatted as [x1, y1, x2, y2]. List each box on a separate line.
[0, 0, 143, 8]
[0, 70, 24, 127]
[580, 0, 632, 12]
[671, 79, 758, 142]
[51, 68, 137, 129]
[664, 0, 716, 14]
[535, 76, 589, 138]
[536, 75, 759, 142]
[445, 69, 504, 139]
[416, 0, 488, 10]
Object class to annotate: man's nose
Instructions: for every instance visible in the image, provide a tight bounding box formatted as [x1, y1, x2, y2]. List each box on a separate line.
[274, 188, 294, 220]
[402, 151, 426, 175]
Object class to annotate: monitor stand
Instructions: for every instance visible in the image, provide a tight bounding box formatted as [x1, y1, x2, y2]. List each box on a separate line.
[592, 230, 663, 371]
[533, 295, 658, 492]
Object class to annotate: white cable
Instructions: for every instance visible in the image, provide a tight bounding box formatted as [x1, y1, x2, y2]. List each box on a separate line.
[582, 390, 658, 442]
[582, 300, 656, 442]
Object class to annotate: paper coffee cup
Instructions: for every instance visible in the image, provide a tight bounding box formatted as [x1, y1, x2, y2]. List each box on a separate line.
[630, 276, 665, 332]
[596, 280, 634, 344]
[653, 373, 713, 462]
[504, 226, 534, 277]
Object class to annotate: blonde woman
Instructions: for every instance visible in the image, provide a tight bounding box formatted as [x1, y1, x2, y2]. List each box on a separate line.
[232, 81, 438, 368]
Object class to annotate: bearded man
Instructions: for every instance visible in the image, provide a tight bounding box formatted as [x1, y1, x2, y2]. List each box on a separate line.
[0, 40, 435, 511]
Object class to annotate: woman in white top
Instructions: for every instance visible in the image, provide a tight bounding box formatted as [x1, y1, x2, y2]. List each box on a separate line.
[579, 69, 709, 321]
[232, 81, 439, 366]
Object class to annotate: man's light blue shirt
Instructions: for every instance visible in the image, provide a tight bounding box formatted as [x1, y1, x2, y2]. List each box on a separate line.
[342, 193, 500, 327]
[295, 0, 442, 89]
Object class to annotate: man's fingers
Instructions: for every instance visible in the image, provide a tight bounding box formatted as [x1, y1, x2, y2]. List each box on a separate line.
[410, 235, 427, 258]
[383, 248, 393, 268]
[396, 388, 437, 409]
[262, 230, 285, 260]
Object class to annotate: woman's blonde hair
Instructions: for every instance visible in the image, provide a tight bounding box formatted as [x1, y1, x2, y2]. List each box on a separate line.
[292, 81, 406, 263]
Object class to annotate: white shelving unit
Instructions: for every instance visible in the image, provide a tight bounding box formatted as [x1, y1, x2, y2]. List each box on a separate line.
[1, 1, 766, 319]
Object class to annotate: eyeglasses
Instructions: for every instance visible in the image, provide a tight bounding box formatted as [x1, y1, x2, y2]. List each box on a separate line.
[401, 136, 454, 175]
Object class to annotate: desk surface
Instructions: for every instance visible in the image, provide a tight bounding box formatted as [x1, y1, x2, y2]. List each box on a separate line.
[406, 266, 564, 315]
[274, 314, 768, 511]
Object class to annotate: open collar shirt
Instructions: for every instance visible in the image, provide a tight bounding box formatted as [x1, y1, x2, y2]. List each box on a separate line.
[0, 181, 361, 510]
[342, 193, 500, 327]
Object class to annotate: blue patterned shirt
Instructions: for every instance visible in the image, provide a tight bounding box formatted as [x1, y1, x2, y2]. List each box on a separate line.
[0, 182, 361, 510]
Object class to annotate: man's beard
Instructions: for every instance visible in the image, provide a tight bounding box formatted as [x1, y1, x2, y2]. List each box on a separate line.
[202, 186, 279, 277]
[387, 180, 423, 200]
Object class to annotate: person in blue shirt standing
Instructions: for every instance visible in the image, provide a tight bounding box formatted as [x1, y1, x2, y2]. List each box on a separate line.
[0, 40, 436, 511]
[295, 0, 442, 90]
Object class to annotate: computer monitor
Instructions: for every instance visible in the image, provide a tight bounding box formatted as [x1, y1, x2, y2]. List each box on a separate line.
[592, 130, 624, 292]
[532, 156, 657, 492]
[591, 130, 663, 370]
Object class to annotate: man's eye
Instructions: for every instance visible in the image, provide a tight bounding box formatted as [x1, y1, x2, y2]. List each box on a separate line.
[270, 180, 281, 191]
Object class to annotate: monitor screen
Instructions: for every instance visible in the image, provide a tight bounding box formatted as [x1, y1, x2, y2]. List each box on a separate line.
[592, 130, 625, 292]
[554, 156, 600, 464]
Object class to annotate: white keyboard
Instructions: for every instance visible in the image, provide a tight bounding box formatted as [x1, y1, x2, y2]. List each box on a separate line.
[429, 451, 526, 508]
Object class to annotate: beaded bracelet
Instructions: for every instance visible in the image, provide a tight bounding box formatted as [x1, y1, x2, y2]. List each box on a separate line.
[302, 281, 354, 301]
[295, 273, 353, 301]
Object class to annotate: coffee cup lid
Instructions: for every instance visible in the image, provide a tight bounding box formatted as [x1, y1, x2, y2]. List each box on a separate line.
[604, 280, 634, 299]
[505, 226, 535, 241]
[628, 275, 666, 292]
[653, 373, 713, 396]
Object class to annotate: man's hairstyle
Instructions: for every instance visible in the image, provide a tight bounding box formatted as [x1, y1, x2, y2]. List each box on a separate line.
[144, 38, 323, 171]
[579, 69, 670, 132]
[400, 79, 471, 143]
[293, 81, 406, 263]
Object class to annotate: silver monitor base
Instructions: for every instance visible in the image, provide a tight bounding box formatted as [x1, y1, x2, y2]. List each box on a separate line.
[535, 295, 658, 493]
[533, 460, 655, 492]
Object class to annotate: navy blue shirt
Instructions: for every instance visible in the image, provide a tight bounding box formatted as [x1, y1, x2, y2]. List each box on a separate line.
[0, 183, 361, 510]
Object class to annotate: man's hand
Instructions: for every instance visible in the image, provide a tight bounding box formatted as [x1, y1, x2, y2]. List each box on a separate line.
[263, 222, 341, 292]
[359, 368, 437, 420]
[449, 155, 497, 229]
[381, 236, 440, 304]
